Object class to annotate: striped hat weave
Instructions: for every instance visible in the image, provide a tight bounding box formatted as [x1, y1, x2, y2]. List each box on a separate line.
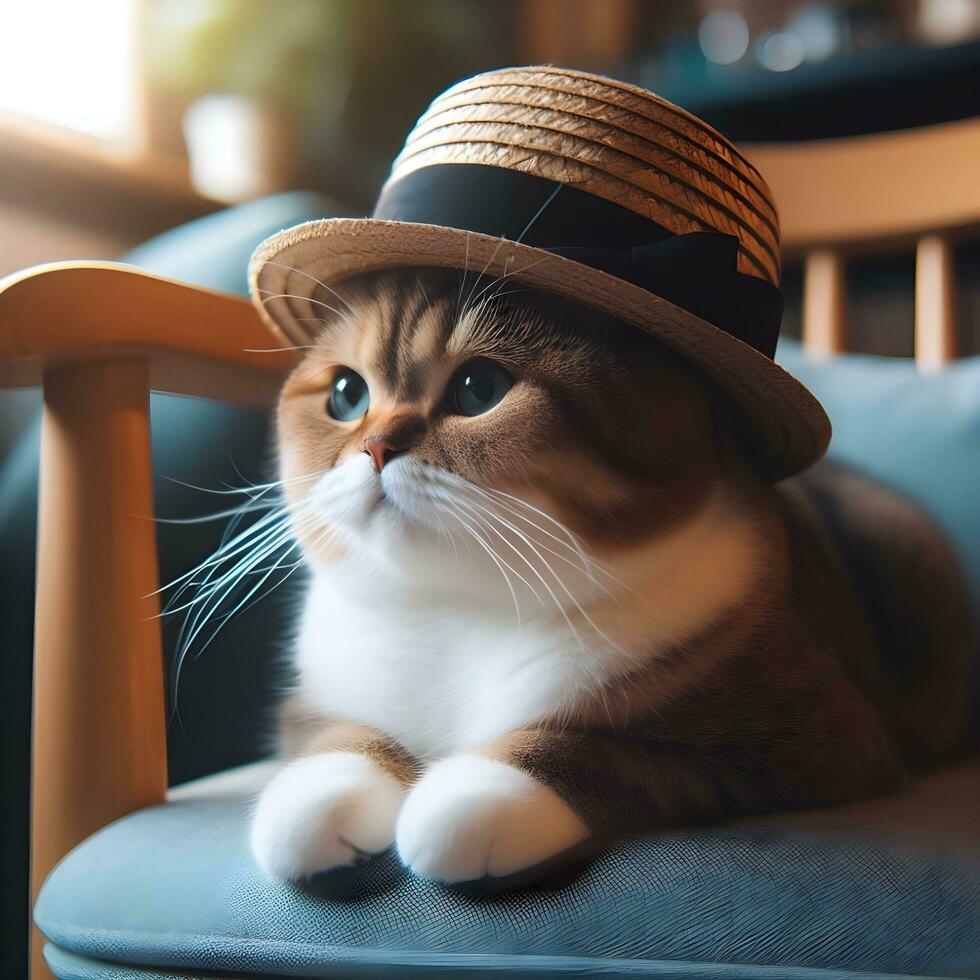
[392, 66, 780, 286]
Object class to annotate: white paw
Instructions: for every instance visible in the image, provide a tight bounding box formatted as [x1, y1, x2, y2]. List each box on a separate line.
[395, 754, 588, 883]
[250, 752, 404, 881]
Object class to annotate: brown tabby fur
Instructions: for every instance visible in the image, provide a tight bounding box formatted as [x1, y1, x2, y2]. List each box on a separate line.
[275, 266, 973, 844]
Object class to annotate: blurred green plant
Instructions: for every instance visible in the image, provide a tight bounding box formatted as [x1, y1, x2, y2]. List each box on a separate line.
[147, 0, 516, 205]
[147, 0, 352, 113]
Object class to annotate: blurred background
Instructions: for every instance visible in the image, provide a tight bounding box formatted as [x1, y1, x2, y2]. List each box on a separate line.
[4, 0, 980, 238]
[2, 0, 980, 343]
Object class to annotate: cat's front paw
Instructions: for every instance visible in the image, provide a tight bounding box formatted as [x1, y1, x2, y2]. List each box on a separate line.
[251, 752, 404, 881]
[395, 754, 588, 883]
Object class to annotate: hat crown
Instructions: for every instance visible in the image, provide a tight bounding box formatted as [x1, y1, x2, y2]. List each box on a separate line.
[386, 66, 780, 287]
[249, 66, 828, 480]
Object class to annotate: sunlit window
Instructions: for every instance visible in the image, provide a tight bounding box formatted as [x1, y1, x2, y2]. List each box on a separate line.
[0, 0, 135, 141]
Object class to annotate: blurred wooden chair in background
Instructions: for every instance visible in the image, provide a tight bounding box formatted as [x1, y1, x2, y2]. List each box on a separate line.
[748, 115, 980, 367]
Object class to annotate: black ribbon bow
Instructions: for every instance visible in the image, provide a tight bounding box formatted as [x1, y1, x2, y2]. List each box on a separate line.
[546, 233, 782, 358]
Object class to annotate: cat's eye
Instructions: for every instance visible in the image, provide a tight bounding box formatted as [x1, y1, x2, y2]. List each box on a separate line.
[451, 359, 513, 417]
[327, 368, 370, 421]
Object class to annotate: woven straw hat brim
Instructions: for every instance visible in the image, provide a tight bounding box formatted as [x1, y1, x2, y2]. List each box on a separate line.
[249, 218, 831, 480]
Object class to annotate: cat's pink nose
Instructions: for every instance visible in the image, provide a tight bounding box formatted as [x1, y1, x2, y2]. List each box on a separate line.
[363, 438, 404, 473]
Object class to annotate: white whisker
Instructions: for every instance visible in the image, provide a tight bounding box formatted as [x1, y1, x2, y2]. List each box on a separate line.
[466, 254, 552, 314]
[461, 494, 617, 601]
[482, 486, 631, 592]
[243, 345, 317, 353]
[259, 291, 349, 320]
[449, 494, 585, 647]
[445, 484, 628, 658]
[435, 500, 526, 627]
[159, 468, 331, 716]
[261, 261, 356, 316]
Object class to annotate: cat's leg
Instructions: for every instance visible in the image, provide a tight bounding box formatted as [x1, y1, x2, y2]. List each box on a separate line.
[395, 728, 784, 883]
[395, 750, 590, 883]
[395, 728, 720, 883]
[251, 722, 418, 881]
[397, 716, 899, 883]
[397, 728, 672, 883]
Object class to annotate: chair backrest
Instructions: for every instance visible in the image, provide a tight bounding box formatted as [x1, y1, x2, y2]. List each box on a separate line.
[746, 117, 980, 370]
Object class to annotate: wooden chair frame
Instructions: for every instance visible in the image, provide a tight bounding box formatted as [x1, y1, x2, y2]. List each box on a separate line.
[3, 117, 978, 979]
[0, 263, 295, 978]
[747, 116, 980, 368]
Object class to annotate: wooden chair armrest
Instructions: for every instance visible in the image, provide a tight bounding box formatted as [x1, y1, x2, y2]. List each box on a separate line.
[1, 263, 294, 979]
[0, 261, 295, 402]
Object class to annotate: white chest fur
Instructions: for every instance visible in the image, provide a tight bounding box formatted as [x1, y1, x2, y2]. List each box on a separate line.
[294, 484, 762, 761]
[297, 576, 592, 759]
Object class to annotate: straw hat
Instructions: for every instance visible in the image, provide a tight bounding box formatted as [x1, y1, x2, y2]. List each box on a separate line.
[250, 65, 830, 479]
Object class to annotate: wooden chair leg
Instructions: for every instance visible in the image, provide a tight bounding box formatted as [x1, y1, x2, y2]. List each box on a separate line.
[802, 248, 848, 356]
[915, 234, 957, 372]
[30, 359, 167, 979]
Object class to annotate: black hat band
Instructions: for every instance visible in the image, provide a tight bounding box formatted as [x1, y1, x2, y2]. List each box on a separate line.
[374, 164, 783, 359]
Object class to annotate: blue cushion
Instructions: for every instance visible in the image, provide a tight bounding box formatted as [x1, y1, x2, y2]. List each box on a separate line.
[775, 340, 980, 615]
[122, 190, 350, 294]
[35, 761, 980, 978]
[44, 946, 226, 980]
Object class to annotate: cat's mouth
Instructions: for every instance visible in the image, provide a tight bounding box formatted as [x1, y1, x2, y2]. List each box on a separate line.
[374, 459, 445, 529]
[366, 462, 423, 524]
[309, 454, 453, 539]
[366, 490, 389, 516]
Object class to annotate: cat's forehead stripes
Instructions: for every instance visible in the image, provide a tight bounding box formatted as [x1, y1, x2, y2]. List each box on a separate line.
[311, 270, 561, 404]
[364, 273, 458, 401]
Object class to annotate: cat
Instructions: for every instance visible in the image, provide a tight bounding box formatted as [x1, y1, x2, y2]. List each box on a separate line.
[249, 266, 973, 885]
